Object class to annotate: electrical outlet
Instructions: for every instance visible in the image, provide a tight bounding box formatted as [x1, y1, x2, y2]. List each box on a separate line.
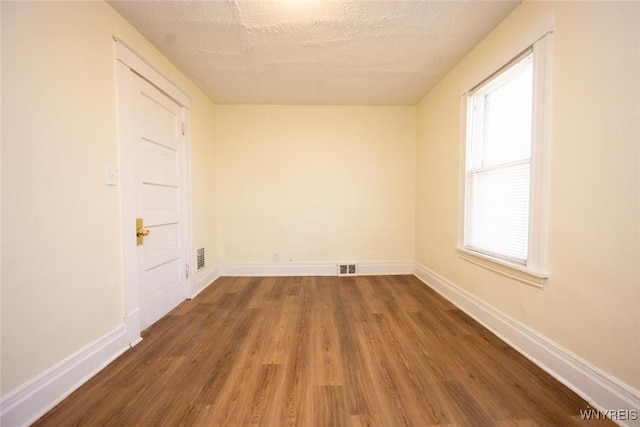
[273, 252, 279, 262]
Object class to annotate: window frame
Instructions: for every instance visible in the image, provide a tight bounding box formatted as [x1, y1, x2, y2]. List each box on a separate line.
[457, 19, 552, 288]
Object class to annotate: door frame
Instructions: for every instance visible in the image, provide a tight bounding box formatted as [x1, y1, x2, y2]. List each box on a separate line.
[115, 38, 193, 346]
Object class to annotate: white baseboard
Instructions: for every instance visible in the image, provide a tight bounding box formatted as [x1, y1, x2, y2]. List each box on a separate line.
[191, 264, 221, 298]
[357, 261, 414, 275]
[413, 262, 640, 427]
[0, 324, 130, 427]
[124, 308, 143, 347]
[220, 261, 335, 276]
[219, 261, 415, 277]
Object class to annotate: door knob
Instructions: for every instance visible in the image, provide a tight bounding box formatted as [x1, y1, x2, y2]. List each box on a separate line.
[136, 218, 150, 246]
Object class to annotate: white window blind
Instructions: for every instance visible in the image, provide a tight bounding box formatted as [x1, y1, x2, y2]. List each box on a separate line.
[465, 51, 534, 265]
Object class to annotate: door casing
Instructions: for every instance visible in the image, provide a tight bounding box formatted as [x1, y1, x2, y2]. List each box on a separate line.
[115, 39, 193, 346]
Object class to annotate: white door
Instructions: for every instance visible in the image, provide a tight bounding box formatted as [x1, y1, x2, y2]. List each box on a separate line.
[133, 75, 189, 331]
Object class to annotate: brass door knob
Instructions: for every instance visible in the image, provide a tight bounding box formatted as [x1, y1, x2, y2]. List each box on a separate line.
[136, 218, 150, 246]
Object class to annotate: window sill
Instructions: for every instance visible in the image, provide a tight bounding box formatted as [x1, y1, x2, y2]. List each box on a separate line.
[457, 248, 548, 289]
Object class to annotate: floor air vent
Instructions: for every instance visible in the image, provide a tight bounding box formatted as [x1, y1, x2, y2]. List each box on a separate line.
[196, 248, 205, 271]
[337, 263, 357, 276]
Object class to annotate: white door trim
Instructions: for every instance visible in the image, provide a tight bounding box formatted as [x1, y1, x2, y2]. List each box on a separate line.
[115, 39, 193, 345]
[114, 38, 191, 109]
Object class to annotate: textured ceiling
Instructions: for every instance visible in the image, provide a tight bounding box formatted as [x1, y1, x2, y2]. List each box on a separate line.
[109, 0, 520, 105]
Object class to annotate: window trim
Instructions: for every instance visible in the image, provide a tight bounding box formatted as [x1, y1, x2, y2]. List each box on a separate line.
[457, 18, 553, 287]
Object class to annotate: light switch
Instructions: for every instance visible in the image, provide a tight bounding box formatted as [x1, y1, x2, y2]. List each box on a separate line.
[106, 165, 118, 186]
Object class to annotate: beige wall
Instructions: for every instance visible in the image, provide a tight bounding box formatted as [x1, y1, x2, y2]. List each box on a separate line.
[216, 105, 416, 264]
[416, 1, 640, 390]
[1, 1, 217, 395]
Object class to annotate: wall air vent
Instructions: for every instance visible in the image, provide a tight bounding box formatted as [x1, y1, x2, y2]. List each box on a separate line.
[196, 248, 205, 271]
[337, 263, 357, 276]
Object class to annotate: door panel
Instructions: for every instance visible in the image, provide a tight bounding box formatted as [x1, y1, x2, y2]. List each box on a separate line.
[135, 75, 187, 331]
[145, 259, 181, 296]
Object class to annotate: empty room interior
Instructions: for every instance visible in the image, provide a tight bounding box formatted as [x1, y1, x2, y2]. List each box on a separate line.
[1, 0, 639, 426]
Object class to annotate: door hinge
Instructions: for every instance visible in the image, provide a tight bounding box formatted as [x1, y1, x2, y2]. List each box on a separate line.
[185, 263, 190, 278]
[181, 122, 186, 136]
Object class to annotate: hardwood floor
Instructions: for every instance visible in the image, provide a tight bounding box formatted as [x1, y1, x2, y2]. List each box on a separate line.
[34, 275, 613, 426]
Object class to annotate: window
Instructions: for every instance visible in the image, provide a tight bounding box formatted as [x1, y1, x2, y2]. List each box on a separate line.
[460, 32, 551, 285]
[465, 51, 533, 265]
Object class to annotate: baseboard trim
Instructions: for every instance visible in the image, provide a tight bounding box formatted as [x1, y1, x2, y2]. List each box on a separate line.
[219, 261, 414, 277]
[191, 264, 220, 298]
[0, 324, 130, 427]
[356, 261, 414, 275]
[413, 262, 640, 427]
[220, 262, 335, 276]
[124, 308, 143, 347]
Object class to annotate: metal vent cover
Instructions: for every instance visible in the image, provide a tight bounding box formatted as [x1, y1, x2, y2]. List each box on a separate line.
[196, 248, 205, 271]
[337, 263, 357, 276]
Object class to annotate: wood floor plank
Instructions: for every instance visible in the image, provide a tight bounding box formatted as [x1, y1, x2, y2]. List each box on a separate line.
[313, 385, 348, 427]
[34, 275, 614, 426]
